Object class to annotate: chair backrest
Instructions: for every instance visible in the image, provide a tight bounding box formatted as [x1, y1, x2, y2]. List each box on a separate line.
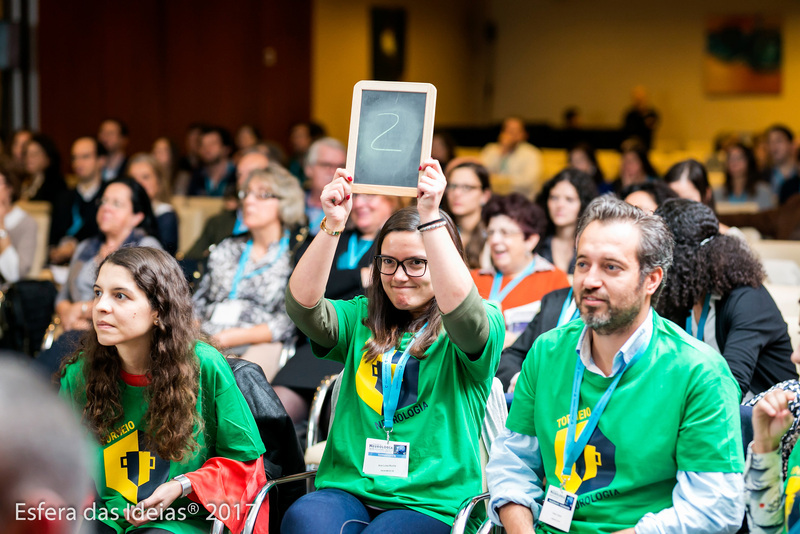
[226, 357, 305, 533]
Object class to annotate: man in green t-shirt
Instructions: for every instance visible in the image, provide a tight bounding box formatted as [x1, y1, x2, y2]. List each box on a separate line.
[487, 196, 745, 534]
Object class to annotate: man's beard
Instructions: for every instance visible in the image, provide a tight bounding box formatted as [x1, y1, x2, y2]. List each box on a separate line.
[579, 286, 644, 336]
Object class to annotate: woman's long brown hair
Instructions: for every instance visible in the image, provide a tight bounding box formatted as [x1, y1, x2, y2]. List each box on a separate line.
[59, 246, 201, 462]
[363, 207, 466, 363]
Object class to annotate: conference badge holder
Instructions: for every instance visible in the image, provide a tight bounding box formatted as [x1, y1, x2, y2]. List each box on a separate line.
[362, 437, 410, 478]
[538, 485, 577, 532]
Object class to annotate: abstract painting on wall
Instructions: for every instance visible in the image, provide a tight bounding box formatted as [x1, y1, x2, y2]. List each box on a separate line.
[705, 15, 781, 95]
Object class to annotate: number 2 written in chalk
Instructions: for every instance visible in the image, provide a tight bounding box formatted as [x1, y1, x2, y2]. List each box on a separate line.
[370, 113, 402, 153]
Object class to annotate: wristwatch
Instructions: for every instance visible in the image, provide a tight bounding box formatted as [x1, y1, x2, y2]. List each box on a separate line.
[173, 474, 192, 498]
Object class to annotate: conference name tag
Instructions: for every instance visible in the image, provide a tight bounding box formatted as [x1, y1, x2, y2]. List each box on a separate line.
[538, 485, 577, 532]
[362, 438, 410, 478]
[210, 300, 245, 325]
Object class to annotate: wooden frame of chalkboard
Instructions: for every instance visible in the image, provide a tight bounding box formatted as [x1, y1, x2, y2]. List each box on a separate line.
[346, 80, 437, 197]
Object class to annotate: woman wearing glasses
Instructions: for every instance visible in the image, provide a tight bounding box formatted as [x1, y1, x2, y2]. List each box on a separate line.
[193, 166, 305, 379]
[472, 193, 569, 342]
[282, 159, 504, 534]
[443, 161, 492, 269]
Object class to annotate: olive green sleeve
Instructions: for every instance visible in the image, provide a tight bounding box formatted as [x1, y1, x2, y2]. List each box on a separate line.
[440, 285, 490, 359]
[284, 285, 339, 349]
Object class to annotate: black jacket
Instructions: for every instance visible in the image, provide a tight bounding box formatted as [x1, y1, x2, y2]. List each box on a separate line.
[496, 287, 571, 390]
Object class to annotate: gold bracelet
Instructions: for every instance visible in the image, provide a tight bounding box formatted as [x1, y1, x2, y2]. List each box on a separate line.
[320, 216, 344, 236]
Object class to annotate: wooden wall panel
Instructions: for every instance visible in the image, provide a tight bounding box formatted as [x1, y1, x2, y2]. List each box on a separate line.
[38, 0, 310, 168]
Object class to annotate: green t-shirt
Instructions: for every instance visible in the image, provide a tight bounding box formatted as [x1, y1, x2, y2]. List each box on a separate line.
[59, 341, 265, 534]
[312, 295, 504, 527]
[507, 312, 744, 534]
[784, 445, 800, 531]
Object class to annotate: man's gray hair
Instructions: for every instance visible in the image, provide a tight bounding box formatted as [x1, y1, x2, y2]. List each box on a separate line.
[576, 195, 674, 300]
[0, 359, 92, 531]
[305, 137, 345, 167]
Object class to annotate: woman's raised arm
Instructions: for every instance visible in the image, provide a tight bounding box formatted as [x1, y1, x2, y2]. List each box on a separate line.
[417, 158, 475, 314]
[288, 169, 353, 307]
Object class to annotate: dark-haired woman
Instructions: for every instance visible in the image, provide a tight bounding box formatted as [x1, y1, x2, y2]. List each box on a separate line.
[472, 193, 569, 340]
[59, 247, 266, 534]
[611, 141, 659, 195]
[535, 169, 598, 274]
[655, 198, 796, 397]
[714, 143, 775, 210]
[281, 159, 504, 533]
[443, 161, 492, 269]
[21, 133, 70, 246]
[568, 142, 610, 194]
[621, 180, 679, 213]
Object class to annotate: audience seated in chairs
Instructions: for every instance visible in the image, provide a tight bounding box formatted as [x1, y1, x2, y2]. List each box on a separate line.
[0, 161, 37, 282]
[568, 142, 610, 194]
[472, 193, 569, 344]
[186, 125, 236, 197]
[656, 198, 797, 398]
[610, 139, 659, 196]
[480, 116, 544, 197]
[127, 153, 179, 256]
[714, 142, 775, 211]
[21, 133, 70, 248]
[49, 136, 107, 266]
[182, 149, 270, 263]
[273, 192, 403, 425]
[442, 161, 492, 270]
[192, 166, 305, 381]
[39, 177, 162, 376]
[59, 247, 269, 534]
[282, 160, 503, 534]
[620, 180, 679, 214]
[535, 168, 598, 274]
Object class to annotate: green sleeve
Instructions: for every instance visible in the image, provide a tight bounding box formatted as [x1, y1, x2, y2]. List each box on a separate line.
[441, 285, 490, 356]
[506, 339, 538, 437]
[284, 285, 339, 348]
[198, 343, 266, 459]
[676, 362, 745, 473]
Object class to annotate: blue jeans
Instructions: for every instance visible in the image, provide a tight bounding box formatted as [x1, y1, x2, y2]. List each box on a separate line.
[281, 488, 451, 534]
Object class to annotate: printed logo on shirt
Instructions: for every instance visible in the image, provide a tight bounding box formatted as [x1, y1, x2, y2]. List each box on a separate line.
[355, 348, 420, 416]
[553, 418, 617, 495]
[786, 467, 800, 529]
[104, 427, 170, 503]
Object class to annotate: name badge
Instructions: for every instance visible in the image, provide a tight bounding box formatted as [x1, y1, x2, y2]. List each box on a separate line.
[362, 438, 410, 478]
[538, 485, 577, 532]
[210, 300, 245, 325]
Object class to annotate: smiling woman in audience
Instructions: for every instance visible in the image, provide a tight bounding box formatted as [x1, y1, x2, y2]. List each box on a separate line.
[472, 193, 569, 340]
[281, 159, 503, 534]
[655, 198, 796, 398]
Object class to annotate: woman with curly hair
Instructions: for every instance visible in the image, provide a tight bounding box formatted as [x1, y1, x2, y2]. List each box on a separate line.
[535, 168, 598, 273]
[655, 198, 796, 397]
[59, 247, 266, 534]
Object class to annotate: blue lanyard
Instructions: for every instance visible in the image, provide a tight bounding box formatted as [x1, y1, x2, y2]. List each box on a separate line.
[381, 323, 427, 439]
[684, 293, 712, 342]
[561, 327, 650, 485]
[488, 259, 537, 304]
[557, 288, 580, 327]
[232, 210, 248, 236]
[228, 231, 290, 300]
[336, 233, 373, 270]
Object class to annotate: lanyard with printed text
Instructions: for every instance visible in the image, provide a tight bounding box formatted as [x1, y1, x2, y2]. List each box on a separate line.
[685, 293, 712, 342]
[336, 233, 374, 270]
[228, 231, 290, 300]
[557, 288, 580, 327]
[561, 328, 650, 486]
[381, 323, 427, 440]
[488, 259, 537, 304]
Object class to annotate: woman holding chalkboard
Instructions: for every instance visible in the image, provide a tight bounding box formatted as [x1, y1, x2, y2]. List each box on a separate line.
[281, 159, 504, 534]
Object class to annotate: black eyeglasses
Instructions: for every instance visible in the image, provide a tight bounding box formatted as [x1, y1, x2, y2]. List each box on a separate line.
[238, 189, 280, 201]
[374, 255, 428, 277]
